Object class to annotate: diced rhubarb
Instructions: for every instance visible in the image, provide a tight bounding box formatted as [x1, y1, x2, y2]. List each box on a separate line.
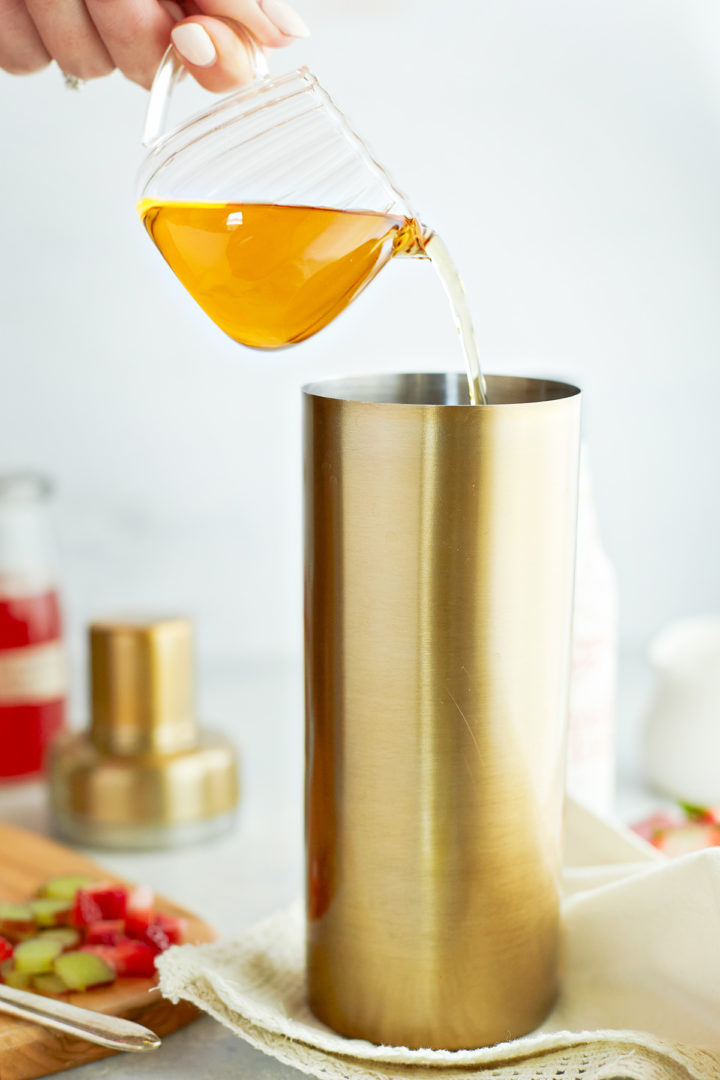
[141, 912, 186, 952]
[86, 920, 124, 946]
[90, 885, 127, 920]
[155, 912, 186, 945]
[71, 889, 103, 927]
[30, 898, 72, 927]
[14, 937, 63, 974]
[73, 884, 128, 925]
[37, 875, 94, 902]
[1, 959, 31, 990]
[679, 801, 720, 825]
[0, 936, 13, 962]
[125, 885, 154, 938]
[652, 821, 720, 857]
[0, 903, 36, 942]
[82, 939, 157, 978]
[80, 944, 118, 971]
[631, 811, 678, 843]
[112, 939, 157, 978]
[55, 950, 115, 991]
[39, 927, 81, 950]
[32, 972, 69, 995]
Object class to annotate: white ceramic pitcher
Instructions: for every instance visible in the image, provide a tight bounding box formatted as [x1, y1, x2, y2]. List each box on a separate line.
[643, 616, 720, 804]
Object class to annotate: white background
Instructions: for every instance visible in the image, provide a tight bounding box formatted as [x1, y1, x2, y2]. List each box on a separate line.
[2, 0, 720, 700]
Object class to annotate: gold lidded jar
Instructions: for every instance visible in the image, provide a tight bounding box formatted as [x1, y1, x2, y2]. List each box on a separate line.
[49, 617, 239, 849]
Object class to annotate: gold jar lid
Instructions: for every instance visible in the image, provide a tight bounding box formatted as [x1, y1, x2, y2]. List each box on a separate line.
[90, 618, 198, 756]
[49, 617, 239, 850]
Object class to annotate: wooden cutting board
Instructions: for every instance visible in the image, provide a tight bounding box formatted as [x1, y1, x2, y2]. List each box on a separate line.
[0, 823, 215, 1080]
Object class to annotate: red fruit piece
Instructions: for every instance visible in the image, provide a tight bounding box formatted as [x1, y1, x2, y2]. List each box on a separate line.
[679, 801, 720, 825]
[86, 920, 124, 946]
[73, 884, 128, 926]
[83, 940, 157, 978]
[652, 821, 720, 857]
[72, 891, 102, 927]
[113, 939, 157, 977]
[631, 811, 678, 843]
[125, 886, 155, 939]
[0, 937, 13, 962]
[156, 913, 186, 945]
[143, 913, 186, 953]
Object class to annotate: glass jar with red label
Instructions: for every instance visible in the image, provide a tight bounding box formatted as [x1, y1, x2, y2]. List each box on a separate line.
[0, 475, 67, 780]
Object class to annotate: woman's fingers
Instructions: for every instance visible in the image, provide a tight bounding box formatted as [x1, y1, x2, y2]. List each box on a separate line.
[169, 0, 310, 92]
[171, 14, 261, 92]
[24, 0, 113, 79]
[193, 0, 309, 48]
[85, 0, 179, 88]
[0, 0, 309, 88]
[0, 0, 51, 75]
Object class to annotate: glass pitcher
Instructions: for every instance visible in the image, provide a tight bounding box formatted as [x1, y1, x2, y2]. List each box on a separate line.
[136, 42, 428, 351]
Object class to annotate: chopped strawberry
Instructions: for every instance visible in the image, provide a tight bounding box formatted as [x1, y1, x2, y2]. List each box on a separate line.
[651, 821, 720, 857]
[86, 920, 124, 946]
[73, 884, 127, 925]
[0, 936, 13, 962]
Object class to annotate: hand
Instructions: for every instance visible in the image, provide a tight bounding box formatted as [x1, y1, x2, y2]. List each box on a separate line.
[0, 0, 309, 91]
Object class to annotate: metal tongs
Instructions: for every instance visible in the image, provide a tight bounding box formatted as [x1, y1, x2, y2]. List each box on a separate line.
[0, 982, 161, 1052]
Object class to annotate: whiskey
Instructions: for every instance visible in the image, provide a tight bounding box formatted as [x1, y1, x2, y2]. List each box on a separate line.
[138, 200, 486, 404]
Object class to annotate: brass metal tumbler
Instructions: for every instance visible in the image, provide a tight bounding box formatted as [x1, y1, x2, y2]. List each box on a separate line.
[304, 374, 581, 1050]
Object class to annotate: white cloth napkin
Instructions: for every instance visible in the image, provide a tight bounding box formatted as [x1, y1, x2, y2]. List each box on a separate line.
[157, 800, 720, 1080]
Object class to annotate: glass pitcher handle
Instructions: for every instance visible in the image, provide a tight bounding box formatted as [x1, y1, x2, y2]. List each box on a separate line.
[142, 29, 270, 147]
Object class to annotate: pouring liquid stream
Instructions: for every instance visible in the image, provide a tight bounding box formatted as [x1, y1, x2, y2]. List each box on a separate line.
[138, 201, 487, 405]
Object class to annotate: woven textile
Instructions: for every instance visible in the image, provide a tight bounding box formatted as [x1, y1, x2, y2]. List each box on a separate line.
[158, 803, 720, 1080]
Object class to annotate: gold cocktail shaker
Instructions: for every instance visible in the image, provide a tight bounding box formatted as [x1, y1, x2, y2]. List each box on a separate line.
[49, 618, 238, 849]
[304, 373, 581, 1051]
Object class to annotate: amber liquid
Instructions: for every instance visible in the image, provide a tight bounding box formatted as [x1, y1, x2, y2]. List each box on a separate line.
[138, 201, 486, 404]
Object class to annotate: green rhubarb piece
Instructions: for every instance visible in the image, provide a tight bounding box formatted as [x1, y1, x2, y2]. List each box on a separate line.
[0, 903, 35, 924]
[39, 927, 81, 949]
[30, 898, 72, 927]
[14, 937, 63, 974]
[54, 950, 115, 991]
[0, 904, 36, 941]
[1, 959, 31, 990]
[32, 972, 70, 995]
[37, 875, 94, 902]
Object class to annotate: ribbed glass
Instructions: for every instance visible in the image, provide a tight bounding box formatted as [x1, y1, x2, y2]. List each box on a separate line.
[136, 68, 410, 216]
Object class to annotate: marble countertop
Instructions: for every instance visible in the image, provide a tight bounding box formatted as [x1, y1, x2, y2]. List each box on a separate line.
[0, 653, 659, 1080]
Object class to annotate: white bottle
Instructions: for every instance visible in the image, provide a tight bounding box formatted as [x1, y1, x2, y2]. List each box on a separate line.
[566, 450, 619, 814]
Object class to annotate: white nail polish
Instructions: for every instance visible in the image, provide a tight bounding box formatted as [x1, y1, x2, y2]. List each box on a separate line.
[160, 1, 184, 22]
[171, 24, 217, 67]
[260, 0, 310, 39]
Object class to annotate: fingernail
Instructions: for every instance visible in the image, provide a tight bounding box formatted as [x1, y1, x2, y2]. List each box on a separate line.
[260, 0, 310, 39]
[160, 1, 184, 22]
[171, 23, 217, 67]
